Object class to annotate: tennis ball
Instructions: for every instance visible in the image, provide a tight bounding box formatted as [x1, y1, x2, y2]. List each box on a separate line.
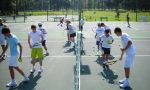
[18, 58, 22, 62]
[107, 40, 113, 44]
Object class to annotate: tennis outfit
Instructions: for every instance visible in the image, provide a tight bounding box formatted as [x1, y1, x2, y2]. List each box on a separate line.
[6, 34, 19, 67]
[38, 27, 47, 46]
[67, 24, 76, 37]
[100, 35, 114, 54]
[80, 19, 85, 31]
[121, 33, 135, 68]
[28, 30, 44, 59]
[0, 24, 5, 45]
[96, 27, 105, 45]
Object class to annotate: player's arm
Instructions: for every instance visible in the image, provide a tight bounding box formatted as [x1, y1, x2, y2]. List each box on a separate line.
[122, 40, 132, 51]
[120, 40, 132, 60]
[0, 44, 8, 57]
[28, 34, 32, 48]
[18, 43, 22, 59]
[95, 33, 97, 38]
[40, 34, 44, 42]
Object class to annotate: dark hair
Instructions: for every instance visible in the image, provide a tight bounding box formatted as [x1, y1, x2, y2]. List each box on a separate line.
[114, 27, 122, 33]
[31, 25, 36, 29]
[105, 29, 110, 34]
[101, 23, 105, 26]
[2, 27, 10, 34]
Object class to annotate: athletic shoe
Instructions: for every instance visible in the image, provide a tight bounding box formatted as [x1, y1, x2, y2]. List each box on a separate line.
[38, 68, 43, 73]
[30, 68, 35, 73]
[22, 76, 29, 82]
[44, 52, 49, 56]
[119, 78, 126, 84]
[119, 80, 130, 88]
[6, 81, 17, 87]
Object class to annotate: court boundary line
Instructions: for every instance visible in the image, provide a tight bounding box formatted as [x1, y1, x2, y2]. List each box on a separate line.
[5, 55, 150, 58]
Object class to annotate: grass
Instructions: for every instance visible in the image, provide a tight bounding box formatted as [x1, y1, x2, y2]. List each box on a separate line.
[83, 10, 150, 22]
[18, 10, 150, 22]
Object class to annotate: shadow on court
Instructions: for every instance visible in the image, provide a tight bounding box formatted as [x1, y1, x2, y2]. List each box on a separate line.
[96, 56, 118, 84]
[8, 73, 41, 90]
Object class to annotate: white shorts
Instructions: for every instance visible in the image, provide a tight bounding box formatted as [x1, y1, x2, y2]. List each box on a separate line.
[124, 53, 135, 68]
[9, 56, 18, 67]
[0, 36, 5, 45]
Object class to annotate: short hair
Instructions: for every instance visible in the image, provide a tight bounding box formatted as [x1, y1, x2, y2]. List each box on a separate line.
[105, 29, 110, 34]
[31, 25, 36, 29]
[2, 27, 10, 34]
[114, 27, 122, 33]
[101, 23, 105, 26]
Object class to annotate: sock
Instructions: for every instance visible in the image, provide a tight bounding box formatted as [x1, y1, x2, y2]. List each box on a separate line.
[46, 50, 48, 53]
[125, 78, 129, 82]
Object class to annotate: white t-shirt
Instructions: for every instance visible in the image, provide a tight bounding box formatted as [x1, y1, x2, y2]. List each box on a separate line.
[80, 19, 85, 26]
[38, 27, 47, 40]
[29, 30, 42, 48]
[121, 33, 135, 55]
[96, 27, 105, 41]
[67, 24, 76, 34]
[100, 34, 114, 48]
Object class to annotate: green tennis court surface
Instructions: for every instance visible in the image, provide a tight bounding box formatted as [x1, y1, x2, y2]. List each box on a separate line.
[0, 22, 150, 90]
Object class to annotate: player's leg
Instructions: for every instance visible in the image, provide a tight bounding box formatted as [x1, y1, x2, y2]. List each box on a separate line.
[37, 48, 44, 72]
[14, 67, 29, 82]
[6, 56, 18, 87]
[119, 54, 135, 88]
[42, 40, 49, 56]
[6, 66, 17, 87]
[30, 48, 37, 73]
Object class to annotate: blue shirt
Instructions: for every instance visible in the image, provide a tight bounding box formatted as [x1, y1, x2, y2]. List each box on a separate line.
[6, 34, 19, 56]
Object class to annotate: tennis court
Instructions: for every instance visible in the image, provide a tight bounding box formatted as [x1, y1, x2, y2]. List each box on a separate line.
[0, 21, 150, 90]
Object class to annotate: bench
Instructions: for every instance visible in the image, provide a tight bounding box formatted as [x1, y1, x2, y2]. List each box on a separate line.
[51, 17, 63, 22]
[100, 16, 108, 22]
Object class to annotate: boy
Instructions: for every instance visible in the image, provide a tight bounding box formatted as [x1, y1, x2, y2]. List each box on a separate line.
[114, 27, 135, 88]
[79, 18, 85, 32]
[100, 29, 114, 68]
[57, 17, 64, 27]
[38, 23, 49, 56]
[28, 25, 44, 73]
[0, 18, 6, 60]
[95, 23, 105, 54]
[65, 18, 76, 47]
[0, 27, 29, 87]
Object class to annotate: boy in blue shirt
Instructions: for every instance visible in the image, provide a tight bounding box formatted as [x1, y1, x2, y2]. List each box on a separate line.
[0, 27, 29, 87]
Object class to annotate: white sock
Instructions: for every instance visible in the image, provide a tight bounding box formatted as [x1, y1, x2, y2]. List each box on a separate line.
[125, 78, 129, 82]
[46, 50, 48, 53]
[12, 79, 16, 82]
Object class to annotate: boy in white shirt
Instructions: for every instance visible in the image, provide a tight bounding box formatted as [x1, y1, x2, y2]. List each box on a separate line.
[79, 18, 85, 32]
[100, 29, 114, 68]
[28, 25, 44, 73]
[38, 23, 49, 56]
[0, 18, 6, 60]
[114, 27, 135, 88]
[95, 23, 105, 54]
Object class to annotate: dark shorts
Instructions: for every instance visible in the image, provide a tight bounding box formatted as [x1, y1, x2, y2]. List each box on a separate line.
[70, 33, 76, 37]
[42, 40, 46, 46]
[96, 41, 100, 45]
[80, 26, 83, 31]
[102, 47, 110, 55]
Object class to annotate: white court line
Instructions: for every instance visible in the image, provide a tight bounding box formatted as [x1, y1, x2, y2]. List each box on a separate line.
[6, 55, 150, 58]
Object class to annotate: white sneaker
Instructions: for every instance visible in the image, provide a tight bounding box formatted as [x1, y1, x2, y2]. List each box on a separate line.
[38, 68, 43, 73]
[119, 78, 126, 84]
[119, 80, 130, 88]
[30, 68, 35, 73]
[6, 81, 17, 87]
[22, 76, 29, 82]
